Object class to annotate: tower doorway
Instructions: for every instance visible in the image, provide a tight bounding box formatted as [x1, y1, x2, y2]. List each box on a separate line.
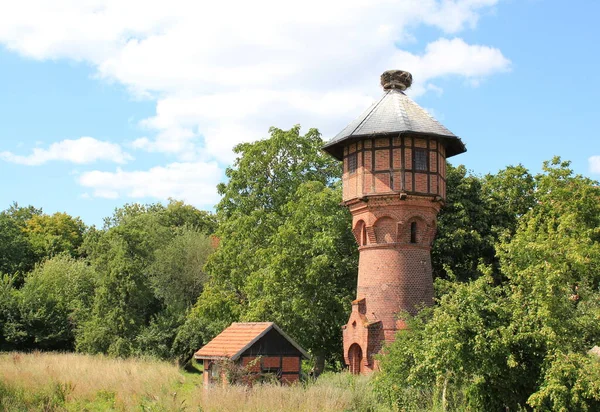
[348, 344, 363, 375]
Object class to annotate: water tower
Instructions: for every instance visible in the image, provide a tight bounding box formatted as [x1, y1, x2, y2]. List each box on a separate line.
[323, 70, 466, 374]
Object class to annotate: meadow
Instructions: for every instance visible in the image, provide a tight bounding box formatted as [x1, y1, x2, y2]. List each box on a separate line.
[0, 352, 388, 411]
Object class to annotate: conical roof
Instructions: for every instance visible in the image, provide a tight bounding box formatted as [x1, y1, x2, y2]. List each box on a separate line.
[323, 70, 466, 160]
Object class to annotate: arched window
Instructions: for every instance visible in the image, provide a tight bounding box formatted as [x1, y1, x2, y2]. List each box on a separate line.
[354, 220, 367, 246]
[410, 221, 417, 244]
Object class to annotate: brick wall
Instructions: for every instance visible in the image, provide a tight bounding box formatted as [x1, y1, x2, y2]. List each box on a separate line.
[357, 246, 434, 328]
[415, 173, 428, 193]
[374, 173, 391, 192]
[342, 135, 448, 203]
[262, 356, 281, 368]
[203, 360, 211, 387]
[239, 356, 301, 385]
[282, 356, 300, 372]
[242, 356, 261, 372]
[342, 193, 441, 374]
[373, 216, 396, 243]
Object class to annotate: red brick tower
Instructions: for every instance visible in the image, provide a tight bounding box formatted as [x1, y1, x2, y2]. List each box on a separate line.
[323, 70, 466, 374]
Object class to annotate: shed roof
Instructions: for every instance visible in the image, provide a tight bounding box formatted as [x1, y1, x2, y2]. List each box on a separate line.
[194, 322, 310, 361]
[323, 72, 466, 160]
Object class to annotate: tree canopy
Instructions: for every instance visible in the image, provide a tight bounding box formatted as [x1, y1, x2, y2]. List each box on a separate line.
[187, 125, 355, 370]
[375, 158, 600, 411]
[0, 200, 216, 359]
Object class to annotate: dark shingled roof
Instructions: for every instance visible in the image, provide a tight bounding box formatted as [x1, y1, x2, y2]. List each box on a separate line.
[323, 88, 466, 160]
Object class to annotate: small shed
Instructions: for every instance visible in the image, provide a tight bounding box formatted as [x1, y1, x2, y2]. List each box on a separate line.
[194, 322, 309, 386]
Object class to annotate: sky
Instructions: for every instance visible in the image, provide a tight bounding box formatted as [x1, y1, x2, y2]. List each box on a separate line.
[0, 0, 599, 227]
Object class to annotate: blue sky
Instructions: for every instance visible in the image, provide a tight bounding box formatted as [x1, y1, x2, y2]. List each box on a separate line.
[0, 0, 598, 227]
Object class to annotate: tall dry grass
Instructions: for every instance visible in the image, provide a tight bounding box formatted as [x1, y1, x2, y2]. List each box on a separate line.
[0, 351, 186, 410]
[0, 352, 389, 411]
[199, 372, 388, 412]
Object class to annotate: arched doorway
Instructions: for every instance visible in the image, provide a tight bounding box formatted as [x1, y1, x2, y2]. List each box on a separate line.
[348, 344, 362, 375]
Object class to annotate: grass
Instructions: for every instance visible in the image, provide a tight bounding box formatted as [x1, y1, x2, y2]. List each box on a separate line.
[0, 351, 198, 411]
[0, 352, 389, 411]
[200, 372, 387, 412]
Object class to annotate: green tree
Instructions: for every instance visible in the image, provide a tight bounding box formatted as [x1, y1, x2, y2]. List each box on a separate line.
[216, 125, 340, 220]
[529, 352, 600, 411]
[374, 274, 513, 411]
[0, 214, 34, 279]
[243, 181, 356, 366]
[482, 164, 535, 234]
[148, 227, 214, 313]
[16, 255, 97, 350]
[134, 227, 215, 362]
[24, 212, 86, 259]
[499, 158, 600, 409]
[77, 201, 216, 358]
[375, 158, 600, 411]
[102, 200, 216, 234]
[0, 203, 41, 279]
[161, 200, 217, 234]
[4, 202, 42, 224]
[193, 125, 352, 370]
[0, 274, 22, 350]
[432, 164, 493, 282]
[432, 164, 536, 283]
[171, 305, 215, 366]
[77, 211, 169, 356]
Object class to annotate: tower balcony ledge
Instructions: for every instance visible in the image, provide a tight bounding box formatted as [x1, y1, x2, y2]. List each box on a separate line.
[358, 243, 431, 251]
[344, 195, 444, 212]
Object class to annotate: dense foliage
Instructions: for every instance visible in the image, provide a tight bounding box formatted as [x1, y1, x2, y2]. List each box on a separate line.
[375, 158, 600, 411]
[1, 123, 599, 410]
[0, 200, 216, 362]
[185, 126, 356, 371]
[432, 163, 535, 282]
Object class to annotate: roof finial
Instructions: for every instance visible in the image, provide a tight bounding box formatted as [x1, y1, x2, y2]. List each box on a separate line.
[381, 70, 412, 91]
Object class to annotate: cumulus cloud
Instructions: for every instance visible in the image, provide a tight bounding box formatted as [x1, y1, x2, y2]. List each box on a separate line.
[138, 90, 377, 163]
[78, 161, 222, 207]
[0, 0, 509, 203]
[393, 38, 511, 96]
[589, 156, 600, 174]
[0, 137, 132, 165]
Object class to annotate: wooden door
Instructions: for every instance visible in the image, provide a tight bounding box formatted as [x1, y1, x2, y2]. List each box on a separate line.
[348, 344, 362, 375]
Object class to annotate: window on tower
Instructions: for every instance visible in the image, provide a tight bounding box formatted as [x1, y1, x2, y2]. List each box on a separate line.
[410, 221, 417, 244]
[348, 153, 357, 174]
[414, 149, 427, 171]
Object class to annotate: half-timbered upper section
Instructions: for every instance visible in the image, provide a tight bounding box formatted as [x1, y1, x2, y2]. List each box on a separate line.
[323, 70, 466, 203]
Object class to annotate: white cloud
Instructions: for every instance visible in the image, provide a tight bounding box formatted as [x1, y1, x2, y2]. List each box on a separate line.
[0, 137, 132, 165]
[589, 156, 600, 174]
[138, 90, 376, 163]
[78, 161, 222, 207]
[0, 0, 510, 204]
[393, 37, 511, 96]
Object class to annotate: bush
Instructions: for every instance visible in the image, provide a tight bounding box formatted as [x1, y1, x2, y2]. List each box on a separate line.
[17, 255, 97, 350]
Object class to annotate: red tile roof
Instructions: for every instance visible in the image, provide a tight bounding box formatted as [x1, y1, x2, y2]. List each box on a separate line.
[194, 322, 309, 361]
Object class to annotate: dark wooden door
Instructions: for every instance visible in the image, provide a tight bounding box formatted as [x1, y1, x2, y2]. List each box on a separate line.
[348, 344, 362, 375]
